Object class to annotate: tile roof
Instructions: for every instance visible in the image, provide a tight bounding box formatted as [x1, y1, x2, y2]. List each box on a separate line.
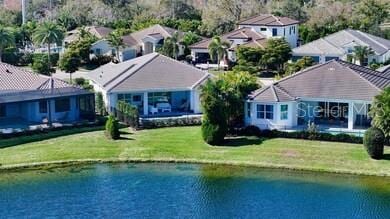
[238, 14, 299, 26]
[128, 24, 184, 45]
[0, 63, 90, 103]
[293, 29, 390, 56]
[88, 53, 210, 92]
[64, 26, 113, 43]
[189, 27, 267, 50]
[250, 60, 390, 102]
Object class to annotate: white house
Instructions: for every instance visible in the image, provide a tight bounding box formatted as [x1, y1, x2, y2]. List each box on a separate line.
[190, 14, 299, 65]
[292, 29, 390, 65]
[88, 53, 210, 117]
[190, 27, 268, 65]
[237, 14, 299, 48]
[245, 60, 390, 132]
[90, 24, 185, 62]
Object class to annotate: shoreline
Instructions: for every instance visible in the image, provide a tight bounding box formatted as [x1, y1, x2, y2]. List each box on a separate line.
[1, 158, 390, 177]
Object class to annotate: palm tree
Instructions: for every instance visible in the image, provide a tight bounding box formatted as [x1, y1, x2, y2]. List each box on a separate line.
[33, 22, 64, 74]
[208, 36, 230, 69]
[161, 31, 180, 59]
[0, 26, 14, 62]
[353, 46, 374, 66]
[107, 32, 125, 62]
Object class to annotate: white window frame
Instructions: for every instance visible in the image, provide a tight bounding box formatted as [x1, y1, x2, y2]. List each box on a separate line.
[280, 104, 288, 120]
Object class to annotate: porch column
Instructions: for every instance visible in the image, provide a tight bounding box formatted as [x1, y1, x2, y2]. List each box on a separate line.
[348, 102, 354, 130]
[143, 92, 148, 116]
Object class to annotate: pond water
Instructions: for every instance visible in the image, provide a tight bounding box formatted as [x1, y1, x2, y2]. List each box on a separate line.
[0, 163, 390, 218]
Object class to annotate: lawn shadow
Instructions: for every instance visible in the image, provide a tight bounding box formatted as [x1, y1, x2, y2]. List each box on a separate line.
[382, 154, 390, 160]
[222, 136, 264, 147]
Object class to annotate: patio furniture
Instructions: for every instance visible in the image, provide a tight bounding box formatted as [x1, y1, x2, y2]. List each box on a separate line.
[148, 105, 158, 115]
[156, 102, 171, 113]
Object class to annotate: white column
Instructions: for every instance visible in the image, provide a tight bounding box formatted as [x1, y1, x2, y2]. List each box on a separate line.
[143, 92, 148, 116]
[348, 102, 354, 130]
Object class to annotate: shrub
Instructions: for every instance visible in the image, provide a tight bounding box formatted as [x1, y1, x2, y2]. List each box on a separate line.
[105, 115, 120, 140]
[201, 118, 227, 145]
[96, 92, 106, 116]
[242, 125, 261, 137]
[141, 116, 202, 129]
[363, 127, 385, 159]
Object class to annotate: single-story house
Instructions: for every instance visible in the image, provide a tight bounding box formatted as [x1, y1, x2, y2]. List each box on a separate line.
[0, 63, 95, 129]
[190, 27, 268, 64]
[90, 24, 185, 62]
[245, 60, 390, 132]
[292, 29, 390, 65]
[64, 26, 113, 46]
[88, 53, 210, 117]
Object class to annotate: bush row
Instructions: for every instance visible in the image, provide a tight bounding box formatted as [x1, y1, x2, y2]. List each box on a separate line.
[141, 116, 202, 129]
[0, 117, 106, 140]
[240, 126, 363, 144]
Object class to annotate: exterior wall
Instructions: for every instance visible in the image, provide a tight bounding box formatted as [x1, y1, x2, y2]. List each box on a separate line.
[0, 95, 93, 126]
[238, 24, 299, 48]
[90, 40, 113, 57]
[246, 98, 372, 131]
[245, 101, 297, 130]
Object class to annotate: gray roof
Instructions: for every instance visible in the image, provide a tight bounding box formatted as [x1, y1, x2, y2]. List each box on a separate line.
[190, 27, 267, 50]
[251, 60, 390, 102]
[377, 64, 390, 73]
[65, 26, 113, 43]
[238, 14, 299, 26]
[128, 24, 184, 45]
[293, 29, 390, 56]
[88, 53, 210, 92]
[0, 63, 90, 103]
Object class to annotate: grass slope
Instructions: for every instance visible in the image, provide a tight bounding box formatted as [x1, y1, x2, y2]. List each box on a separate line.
[0, 126, 389, 176]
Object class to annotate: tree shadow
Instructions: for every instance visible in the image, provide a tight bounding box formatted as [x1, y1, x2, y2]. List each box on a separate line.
[221, 136, 264, 147]
[117, 136, 134, 140]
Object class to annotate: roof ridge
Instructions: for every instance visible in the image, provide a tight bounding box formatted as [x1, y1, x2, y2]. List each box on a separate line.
[356, 30, 389, 52]
[107, 53, 160, 91]
[335, 60, 382, 91]
[270, 85, 279, 101]
[271, 15, 283, 25]
[273, 84, 294, 100]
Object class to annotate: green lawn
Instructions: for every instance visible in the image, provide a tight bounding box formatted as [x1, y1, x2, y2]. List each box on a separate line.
[0, 126, 389, 176]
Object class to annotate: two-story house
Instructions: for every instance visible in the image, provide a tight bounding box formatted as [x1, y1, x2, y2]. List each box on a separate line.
[190, 14, 299, 65]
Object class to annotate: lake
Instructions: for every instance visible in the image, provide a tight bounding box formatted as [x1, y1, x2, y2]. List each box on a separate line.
[0, 163, 389, 218]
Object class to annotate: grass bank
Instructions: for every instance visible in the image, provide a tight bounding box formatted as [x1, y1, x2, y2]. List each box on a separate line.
[0, 126, 389, 176]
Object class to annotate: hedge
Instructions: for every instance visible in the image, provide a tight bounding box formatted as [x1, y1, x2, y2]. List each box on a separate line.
[364, 127, 385, 159]
[141, 116, 202, 129]
[240, 126, 363, 144]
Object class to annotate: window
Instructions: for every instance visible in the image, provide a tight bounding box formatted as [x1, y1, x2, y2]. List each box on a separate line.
[95, 48, 101, 55]
[257, 104, 274, 120]
[55, 98, 70, 113]
[0, 104, 6, 117]
[293, 26, 296, 34]
[118, 94, 132, 103]
[79, 95, 94, 112]
[39, 100, 47, 114]
[272, 28, 278, 36]
[247, 103, 251, 118]
[284, 28, 286, 36]
[133, 95, 142, 102]
[280, 105, 288, 120]
[289, 27, 292, 35]
[260, 27, 267, 31]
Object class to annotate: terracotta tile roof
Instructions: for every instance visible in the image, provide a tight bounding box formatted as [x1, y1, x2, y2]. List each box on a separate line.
[238, 14, 299, 26]
[0, 62, 90, 103]
[88, 53, 210, 92]
[251, 60, 390, 102]
[189, 27, 267, 50]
